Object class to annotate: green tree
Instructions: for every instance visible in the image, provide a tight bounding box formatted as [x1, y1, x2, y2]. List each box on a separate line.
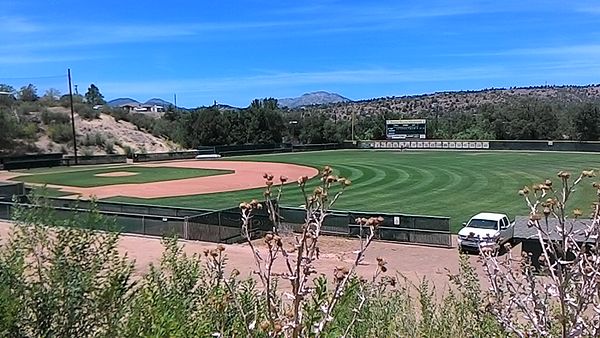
[573, 103, 600, 140]
[17, 84, 38, 102]
[41, 88, 61, 104]
[0, 84, 16, 106]
[0, 110, 19, 149]
[247, 98, 284, 144]
[184, 107, 229, 147]
[84, 84, 105, 106]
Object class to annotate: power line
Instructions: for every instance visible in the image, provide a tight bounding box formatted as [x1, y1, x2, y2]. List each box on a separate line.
[0, 74, 65, 80]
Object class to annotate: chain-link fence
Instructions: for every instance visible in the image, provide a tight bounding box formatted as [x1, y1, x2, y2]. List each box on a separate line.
[186, 206, 272, 243]
[278, 207, 452, 247]
[0, 197, 452, 247]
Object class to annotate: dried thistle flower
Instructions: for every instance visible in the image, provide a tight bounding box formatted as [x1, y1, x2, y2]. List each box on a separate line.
[529, 213, 542, 221]
[279, 175, 288, 183]
[557, 171, 571, 179]
[297, 175, 309, 185]
[573, 208, 583, 217]
[259, 320, 270, 331]
[326, 175, 338, 183]
[216, 244, 225, 252]
[582, 170, 595, 177]
[313, 186, 323, 196]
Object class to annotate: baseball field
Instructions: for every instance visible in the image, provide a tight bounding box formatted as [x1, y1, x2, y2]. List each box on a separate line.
[5, 149, 600, 232]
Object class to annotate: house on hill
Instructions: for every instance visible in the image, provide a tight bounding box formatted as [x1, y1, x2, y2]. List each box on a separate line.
[118, 103, 164, 113]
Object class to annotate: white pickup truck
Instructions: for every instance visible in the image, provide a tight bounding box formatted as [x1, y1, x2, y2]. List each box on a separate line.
[457, 212, 515, 253]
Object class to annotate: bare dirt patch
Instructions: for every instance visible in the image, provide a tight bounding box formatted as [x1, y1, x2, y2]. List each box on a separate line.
[0, 220, 511, 291]
[94, 171, 139, 177]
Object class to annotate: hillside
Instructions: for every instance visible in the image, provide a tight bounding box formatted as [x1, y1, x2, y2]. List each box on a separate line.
[291, 85, 600, 119]
[278, 91, 351, 108]
[33, 107, 179, 156]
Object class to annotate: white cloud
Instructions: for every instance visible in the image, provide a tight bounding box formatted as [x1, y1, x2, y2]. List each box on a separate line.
[99, 66, 508, 96]
[448, 44, 600, 58]
[0, 15, 40, 33]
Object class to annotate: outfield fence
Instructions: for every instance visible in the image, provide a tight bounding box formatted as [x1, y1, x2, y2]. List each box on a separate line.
[0, 196, 452, 247]
[63, 154, 127, 165]
[356, 139, 600, 152]
[132, 150, 200, 162]
[278, 207, 452, 247]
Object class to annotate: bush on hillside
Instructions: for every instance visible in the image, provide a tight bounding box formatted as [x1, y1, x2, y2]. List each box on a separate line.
[41, 110, 71, 125]
[16, 101, 46, 115]
[74, 103, 100, 120]
[48, 123, 72, 143]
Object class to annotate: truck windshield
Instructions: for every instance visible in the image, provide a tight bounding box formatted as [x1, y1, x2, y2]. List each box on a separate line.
[468, 219, 498, 230]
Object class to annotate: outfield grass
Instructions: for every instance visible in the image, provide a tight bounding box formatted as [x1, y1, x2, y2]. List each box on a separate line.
[11, 166, 232, 188]
[107, 150, 600, 232]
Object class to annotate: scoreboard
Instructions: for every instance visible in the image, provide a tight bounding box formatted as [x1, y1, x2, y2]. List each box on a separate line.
[386, 119, 426, 139]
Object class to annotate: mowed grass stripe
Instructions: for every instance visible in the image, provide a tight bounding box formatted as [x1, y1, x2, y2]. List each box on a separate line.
[104, 150, 600, 232]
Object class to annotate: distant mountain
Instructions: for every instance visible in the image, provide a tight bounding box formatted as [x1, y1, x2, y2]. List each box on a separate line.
[107, 98, 139, 107]
[278, 91, 351, 108]
[144, 98, 174, 107]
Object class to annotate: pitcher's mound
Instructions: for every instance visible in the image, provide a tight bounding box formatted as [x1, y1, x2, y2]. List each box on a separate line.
[94, 171, 139, 177]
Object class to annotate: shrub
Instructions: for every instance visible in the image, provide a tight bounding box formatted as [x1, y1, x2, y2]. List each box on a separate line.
[104, 140, 115, 154]
[74, 103, 100, 120]
[105, 107, 129, 122]
[81, 147, 94, 157]
[41, 111, 70, 124]
[48, 123, 72, 143]
[0, 195, 133, 337]
[16, 101, 46, 115]
[94, 132, 105, 146]
[81, 132, 106, 147]
[18, 122, 38, 140]
[123, 145, 135, 158]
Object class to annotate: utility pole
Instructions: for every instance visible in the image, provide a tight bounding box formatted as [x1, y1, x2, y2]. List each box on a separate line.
[173, 93, 177, 111]
[68, 69, 78, 164]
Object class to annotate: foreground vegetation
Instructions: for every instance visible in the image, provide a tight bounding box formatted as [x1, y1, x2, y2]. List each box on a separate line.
[0, 196, 505, 337]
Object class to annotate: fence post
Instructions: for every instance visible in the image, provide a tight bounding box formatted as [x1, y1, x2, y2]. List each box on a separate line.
[184, 217, 189, 240]
[142, 216, 146, 235]
[218, 212, 222, 242]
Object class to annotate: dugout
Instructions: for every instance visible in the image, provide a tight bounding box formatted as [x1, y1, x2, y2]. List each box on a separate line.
[514, 216, 594, 270]
[0, 181, 25, 201]
[1, 153, 63, 170]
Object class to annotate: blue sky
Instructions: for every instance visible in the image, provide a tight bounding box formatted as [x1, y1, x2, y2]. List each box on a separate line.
[1, 0, 600, 107]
